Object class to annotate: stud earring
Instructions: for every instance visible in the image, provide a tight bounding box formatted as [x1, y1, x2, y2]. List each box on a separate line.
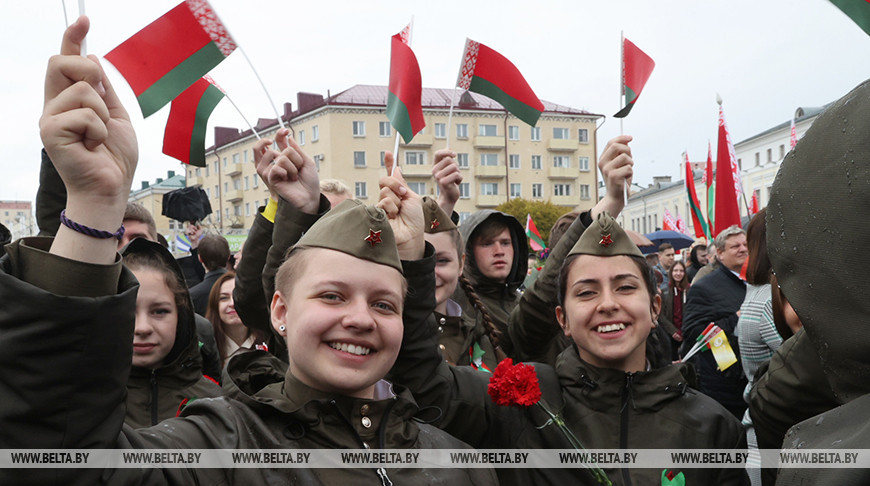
[279, 325, 286, 332]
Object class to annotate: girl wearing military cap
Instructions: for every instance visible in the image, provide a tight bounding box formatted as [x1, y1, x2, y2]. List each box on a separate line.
[0, 20, 497, 486]
[391, 138, 747, 486]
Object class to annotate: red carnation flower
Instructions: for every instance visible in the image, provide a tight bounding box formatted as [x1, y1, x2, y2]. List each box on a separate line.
[487, 358, 542, 407]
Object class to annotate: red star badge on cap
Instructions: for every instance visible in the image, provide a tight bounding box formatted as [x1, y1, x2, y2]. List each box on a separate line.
[599, 234, 613, 247]
[364, 229, 382, 247]
[430, 219, 440, 230]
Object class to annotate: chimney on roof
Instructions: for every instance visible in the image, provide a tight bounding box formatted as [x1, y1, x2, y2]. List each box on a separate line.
[283, 102, 293, 119]
[214, 126, 240, 147]
[297, 92, 325, 113]
[156, 178, 163, 184]
[167, 170, 175, 178]
[652, 176, 671, 188]
[141, 181, 149, 189]
[458, 90, 477, 108]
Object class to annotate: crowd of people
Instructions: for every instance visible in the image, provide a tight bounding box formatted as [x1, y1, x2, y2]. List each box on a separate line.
[2, 16, 869, 486]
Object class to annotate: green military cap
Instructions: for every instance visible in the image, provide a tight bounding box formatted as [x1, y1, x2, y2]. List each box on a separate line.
[422, 196, 457, 234]
[296, 199, 402, 273]
[568, 212, 643, 258]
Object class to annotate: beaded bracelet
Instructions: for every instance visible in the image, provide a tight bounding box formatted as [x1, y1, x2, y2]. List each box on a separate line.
[60, 210, 126, 241]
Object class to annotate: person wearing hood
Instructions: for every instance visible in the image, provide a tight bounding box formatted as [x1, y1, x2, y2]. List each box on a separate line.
[121, 238, 222, 428]
[454, 207, 529, 360]
[0, 23, 497, 484]
[0, 221, 10, 257]
[750, 78, 870, 486]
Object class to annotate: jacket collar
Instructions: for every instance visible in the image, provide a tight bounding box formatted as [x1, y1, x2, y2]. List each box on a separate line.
[555, 347, 695, 413]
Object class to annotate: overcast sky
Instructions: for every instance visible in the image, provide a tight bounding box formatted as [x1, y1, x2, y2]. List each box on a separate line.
[2, 0, 868, 205]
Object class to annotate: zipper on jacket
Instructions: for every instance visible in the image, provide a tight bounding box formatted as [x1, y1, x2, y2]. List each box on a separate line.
[619, 373, 634, 486]
[150, 370, 159, 426]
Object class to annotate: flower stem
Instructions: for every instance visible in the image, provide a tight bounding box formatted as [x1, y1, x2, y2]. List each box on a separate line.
[536, 402, 612, 486]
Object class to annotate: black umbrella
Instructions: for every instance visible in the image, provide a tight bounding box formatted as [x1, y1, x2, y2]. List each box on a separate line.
[162, 186, 212, 222]
[643, 230, 695, 251]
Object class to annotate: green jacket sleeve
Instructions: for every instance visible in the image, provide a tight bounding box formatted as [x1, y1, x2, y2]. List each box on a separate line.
[35, 149, 66, 237]
[233, 210, 274, 341]
[508, 211, 592, 363]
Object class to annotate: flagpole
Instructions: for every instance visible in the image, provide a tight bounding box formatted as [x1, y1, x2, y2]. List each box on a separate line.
[224, 92, 261, 141]
[78, 0, 86, 56]
[391, 16, 414, 177]
[445, 88, 457, 150]
[237, 46, 287, 131]
[619, 31, 628, 207]
[62, 0, 69, 27]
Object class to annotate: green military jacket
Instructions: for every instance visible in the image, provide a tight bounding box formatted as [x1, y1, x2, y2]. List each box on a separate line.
[0, 235, 496, 486]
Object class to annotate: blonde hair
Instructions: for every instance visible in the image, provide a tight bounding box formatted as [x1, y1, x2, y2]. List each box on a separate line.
[319, 179, 351, 197]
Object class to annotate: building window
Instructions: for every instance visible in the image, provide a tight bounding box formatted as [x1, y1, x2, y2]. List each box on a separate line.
[299, 130, 305, 145]
[245, 203, 251, 217]
[479, 124, 497, 136]
[754, 189, 761, 207]
[459, 182, 470, 199]
[353, 121, 366, 136]
[408, 182, 426, 195]
[216, 211, 221, 222]
[553, 156, 571, 168]
[380, 151, 386, 167]
[754, 152, 760, 166]
[312, 125, 319, 141]
[195, 168, 201, 177]
[530, 126, 541, 141]
[355, 182, 367, 199]
[578, 128, 589, 143]
[457, 153, 469, 168]
[233, 178, 240, 190]
[435, 123, 446, 138]
[510, 183, 521, 198]
[225, 207, 230, 219]
[379, 121, 391, 137]
[405, 151, 425, 165]
[234, 205, 241, 217]
[508, 125, 519, 140]
[578, 157, 590, 172]
[206, 188, 211, 198]
[554, 184, 572, 197]
[244, 176, 250, 190]
[244, 151, 249, 163]
[459, 212, 471, 224]
[481, 183, 499, 196]
[580, 184, 590, 200]
[224, 182, 229, 193]
[233, 153, 240, 164]
[779, 144, 785, 159]
[354, 151, 366, 167]
[553, 127, 569, 139]
[509, 154, 520, 169]
[456, 123, 468, 139]
[532, 183, 543, 198]
[252, 176, 258, 189]
[766, 148, 772, 163]
[531, 155, 542, 170]
[214, 185, 219, 197]
[222, 157, 228, 168]
[204, 166, 209, 177]
[480, 153, 499, 166]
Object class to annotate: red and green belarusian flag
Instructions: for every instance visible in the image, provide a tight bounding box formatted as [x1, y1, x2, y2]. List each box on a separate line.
[715, 102, 742, 235]
[457, 39, 545, 127]
[829, 0, 870, 35]
[525, 214, 546, 252]
[162, 76, 224, 167]
[386, 24, 425, 144]
[685, 152, 711, 240]
[704, 141, 715, 237]
[614, 37, 655, 118]
[105, 0, 236, 118]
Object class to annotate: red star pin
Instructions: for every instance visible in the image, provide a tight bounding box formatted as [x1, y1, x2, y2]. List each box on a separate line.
[599, 234, 613, 247]
[430, 219, 440, 230]
[666, 470, 676, 481]
[364, 229, 382, 247]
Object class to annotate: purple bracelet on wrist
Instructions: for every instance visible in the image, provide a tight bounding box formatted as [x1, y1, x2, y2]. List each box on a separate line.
[60, 210, 126, 241]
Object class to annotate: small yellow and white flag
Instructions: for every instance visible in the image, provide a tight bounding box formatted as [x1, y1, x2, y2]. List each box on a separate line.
[707, 329, 737, 371]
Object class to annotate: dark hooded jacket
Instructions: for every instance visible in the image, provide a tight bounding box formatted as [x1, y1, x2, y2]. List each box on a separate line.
[455, 210, 528, 358]
[0, 222, 10, 258]
[121, 239, 221, 428]
[750, 78, 870, 486]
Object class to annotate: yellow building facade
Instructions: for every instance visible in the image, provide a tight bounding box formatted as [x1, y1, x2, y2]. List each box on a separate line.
[190, 85, 603, 230]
